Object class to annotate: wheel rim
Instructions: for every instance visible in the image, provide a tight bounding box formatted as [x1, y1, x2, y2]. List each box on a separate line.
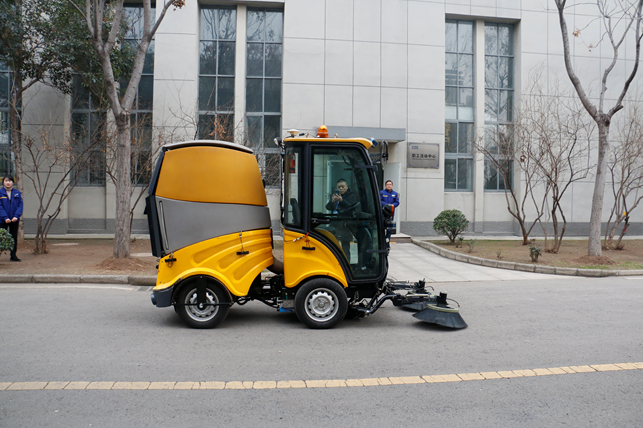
[184, 287, 219, 322]
[304, 288, 339, 321]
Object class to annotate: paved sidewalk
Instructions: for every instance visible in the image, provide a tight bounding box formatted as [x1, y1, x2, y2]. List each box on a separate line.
[387, 242, 564, 283]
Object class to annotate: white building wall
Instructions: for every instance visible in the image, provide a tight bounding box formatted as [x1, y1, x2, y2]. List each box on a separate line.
[16, 0, 643, 237]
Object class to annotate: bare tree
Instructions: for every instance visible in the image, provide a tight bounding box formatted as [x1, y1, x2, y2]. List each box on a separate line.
[68, 0, 185, 258]
[604, 97, 643, 249]
[21, 123, 98, 254]
[555, 0, 643, 256]
[525, 80, 594, 253]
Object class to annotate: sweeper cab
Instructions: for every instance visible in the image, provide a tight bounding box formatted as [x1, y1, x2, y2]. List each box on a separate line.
[144, 127, 466, 329]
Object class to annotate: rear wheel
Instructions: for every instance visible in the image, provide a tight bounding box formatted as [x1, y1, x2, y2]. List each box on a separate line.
[295, 278, 348, 329]
[175, 279, 231, 329]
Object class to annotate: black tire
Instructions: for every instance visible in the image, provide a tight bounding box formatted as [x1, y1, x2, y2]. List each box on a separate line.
[175, 279, 231, 329]
[295, 278, 348, 329]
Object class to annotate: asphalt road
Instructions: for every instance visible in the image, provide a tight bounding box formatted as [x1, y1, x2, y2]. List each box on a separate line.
[1, 276, 642, 427]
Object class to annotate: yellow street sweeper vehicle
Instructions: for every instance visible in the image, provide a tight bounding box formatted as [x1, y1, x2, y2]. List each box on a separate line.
[145, 129, 466, 329]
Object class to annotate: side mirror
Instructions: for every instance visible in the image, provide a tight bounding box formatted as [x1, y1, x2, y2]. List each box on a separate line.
[382, 204, 394, 219]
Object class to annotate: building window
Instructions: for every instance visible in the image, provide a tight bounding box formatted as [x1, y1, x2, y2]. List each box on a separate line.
[445, 20, 474, 191]
[0, 62, 14, 176]
[71, 75, 106, 186]
[123, 4, 155, 185]
[198, 5, 236, 141]
[246, 8, 283, 187]
[484, 23, 514, 191]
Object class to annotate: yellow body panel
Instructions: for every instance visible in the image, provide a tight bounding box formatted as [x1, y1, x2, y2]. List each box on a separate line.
[154, 229, 273, 297]
[282, 230, 347, 288]
[284, 136, 373, 149]
[156, 146, 268, 206]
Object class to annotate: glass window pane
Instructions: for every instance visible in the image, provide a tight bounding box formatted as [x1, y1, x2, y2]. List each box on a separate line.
[485, 24, 497, 55]
[198, 114, 215, 139]
[200, 8, 217, 40]
[143, 40, 155, 74]
[498, 25, 514, 56]
[485, 56, 497, 88]
[499, 91, 511, 122]
[445, 159, 457, 190]
[247, 9, 264, 41]
[72, 76, 89, 110]
[264, 115, 281, 147]
[445, 88, 457, 120]
[265, 44, 282, 77]
[72, 112, 89, 145]
[264, 79, 281, 113]
[484, 124, 499, 154]
[137, 75, 154, 111]
[458, 54, 473, 87]
[499, 57, 513, 89]
[485, 89, 498, 122]
[200, 41, 217, 75]
[445, 53, 458, 86]
[265, 11, 283, 42]
[457, 158, 473, 190]
[246, 78, 263, 112]
[218, 8, 236, 40]
[246, 43, 264, 77]
[0, 112, 9, 145]
[263, 153, 281, 186]
[445, 122, 456, 153]
[484, 160, 498, 190]
[246, 116, 263, 146]
[459, 88, 474, 121]
[445, 21, 457, 52]
[458, 123, 474, 154]
[0, 73, 9, 108]
[458, 21, 473, 53]
[199, 76, 216, 111]
[217, 77, 234, 110]
[218, 41, 235, 75]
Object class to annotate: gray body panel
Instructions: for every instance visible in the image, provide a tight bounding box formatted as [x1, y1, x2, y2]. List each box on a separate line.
[155, 197, 271, 254]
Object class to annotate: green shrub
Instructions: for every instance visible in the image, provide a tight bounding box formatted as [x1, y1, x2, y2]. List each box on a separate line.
[529, 242, 542, 262]
[433, 209, 469, 244]
[0, 228, 14, 253]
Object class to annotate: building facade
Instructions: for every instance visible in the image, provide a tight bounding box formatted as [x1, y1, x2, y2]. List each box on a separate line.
[8, 0, 643, 236]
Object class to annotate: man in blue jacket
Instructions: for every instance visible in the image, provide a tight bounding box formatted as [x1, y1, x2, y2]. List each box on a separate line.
[380, 180, 399, 218]
[0, 176, 23, 261]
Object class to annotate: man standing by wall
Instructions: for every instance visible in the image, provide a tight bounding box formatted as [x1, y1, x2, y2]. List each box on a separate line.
[380, 180, 399, 240]
[380, 180, 399, 217]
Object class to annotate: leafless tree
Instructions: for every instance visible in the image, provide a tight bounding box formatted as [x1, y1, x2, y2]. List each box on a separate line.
[523, 79, 595, 253]
[604, 96, 643, 249]
[68, 0, 185, 258]
[21, 123, 99, 254]
[555, 0, 643, 256]
[475, 117, 546, 245]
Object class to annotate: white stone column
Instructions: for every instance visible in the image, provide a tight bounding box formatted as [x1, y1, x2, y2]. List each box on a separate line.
[234, 5, 247, 144]
[473, 19, 486, 233]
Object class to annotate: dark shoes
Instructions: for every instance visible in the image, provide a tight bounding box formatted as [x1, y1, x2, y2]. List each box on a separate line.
[10, 256, 20, 262]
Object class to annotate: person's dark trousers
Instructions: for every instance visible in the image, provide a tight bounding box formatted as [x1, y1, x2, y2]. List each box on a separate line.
[2, 221, 19, 258]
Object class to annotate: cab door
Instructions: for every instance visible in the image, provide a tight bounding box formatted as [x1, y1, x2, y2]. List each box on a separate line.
[282, 141, 387, 287]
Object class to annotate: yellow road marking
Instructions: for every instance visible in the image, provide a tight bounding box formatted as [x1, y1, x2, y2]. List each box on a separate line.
[2, 362, 641, 391]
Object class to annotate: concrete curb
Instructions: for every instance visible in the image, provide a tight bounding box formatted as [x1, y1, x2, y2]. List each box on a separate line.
[412, 239, 643, 278]
[0, 274, 156, 286]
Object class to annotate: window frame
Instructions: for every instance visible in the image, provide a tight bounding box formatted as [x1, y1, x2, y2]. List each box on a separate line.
[444, 19, 475, 192]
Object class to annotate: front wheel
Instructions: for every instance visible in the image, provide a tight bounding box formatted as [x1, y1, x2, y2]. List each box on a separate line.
[295, 278, 348, 329]
[175, 279, 231, 329]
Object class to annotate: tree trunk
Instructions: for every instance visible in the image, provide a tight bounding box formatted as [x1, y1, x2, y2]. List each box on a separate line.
[588, 123, 610, 256]
[9, 86, 25, 246]
[113, 114, 132, 258]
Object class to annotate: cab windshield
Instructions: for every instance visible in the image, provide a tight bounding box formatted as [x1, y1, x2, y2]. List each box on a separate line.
[310, 146, 381, 279]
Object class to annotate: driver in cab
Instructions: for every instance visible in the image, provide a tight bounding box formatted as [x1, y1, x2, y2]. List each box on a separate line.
[325, 178, 358, 260]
